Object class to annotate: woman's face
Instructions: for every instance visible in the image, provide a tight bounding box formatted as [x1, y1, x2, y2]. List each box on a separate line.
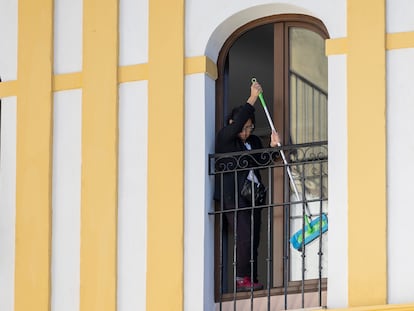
[238, 119, 254, 142]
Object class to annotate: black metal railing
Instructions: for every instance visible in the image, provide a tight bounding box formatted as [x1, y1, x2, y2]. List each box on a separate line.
[209, 141, 328, 311]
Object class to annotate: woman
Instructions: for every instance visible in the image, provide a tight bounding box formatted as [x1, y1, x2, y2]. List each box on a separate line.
[214, 81, 280, 291]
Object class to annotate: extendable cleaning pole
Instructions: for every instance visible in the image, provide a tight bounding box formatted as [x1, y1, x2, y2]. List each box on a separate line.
[251, 77, 328, 251]
[251, 78, 312, 225]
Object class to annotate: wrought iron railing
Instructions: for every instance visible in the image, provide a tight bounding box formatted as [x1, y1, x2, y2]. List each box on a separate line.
[209, 141, 328, 310]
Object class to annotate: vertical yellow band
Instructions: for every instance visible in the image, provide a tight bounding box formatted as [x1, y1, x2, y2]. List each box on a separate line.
[347, 0, 387, 306]
[14, 0, 54, 310]
[80, 0, 119, 310]
[147, 0, 185, 310]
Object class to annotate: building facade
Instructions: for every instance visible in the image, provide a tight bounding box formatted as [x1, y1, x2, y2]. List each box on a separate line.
[0, 0, 413, 310]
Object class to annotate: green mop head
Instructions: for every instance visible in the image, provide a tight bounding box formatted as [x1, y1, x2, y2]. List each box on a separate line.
[290, 213, 328, 251]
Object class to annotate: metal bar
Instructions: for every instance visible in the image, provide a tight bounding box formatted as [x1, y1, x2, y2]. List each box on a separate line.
[219, 173, 224, 310]
[295, 74, 299, 144]
[318, 162, 324, 306]
[233, 171, 238, 310]
[312, 87, 315, 142]
[250, 180, 255, 310]
[284, 169, 290, 310]
[301, 163, 306, 308]
[302, 80, 306, 144]
[266, 166, 273, 311]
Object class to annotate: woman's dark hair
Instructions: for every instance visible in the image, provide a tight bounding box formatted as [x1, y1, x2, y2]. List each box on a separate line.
[226, 105, 255, 125]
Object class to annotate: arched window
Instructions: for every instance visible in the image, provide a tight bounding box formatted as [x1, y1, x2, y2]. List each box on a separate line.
[214, 14, 329, 302]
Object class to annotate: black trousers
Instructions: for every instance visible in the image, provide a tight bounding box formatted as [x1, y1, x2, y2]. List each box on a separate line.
[224, 198, 262, 282]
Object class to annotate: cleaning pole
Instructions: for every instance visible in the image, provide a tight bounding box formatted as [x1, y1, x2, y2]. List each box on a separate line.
[251, 78, 328, 251]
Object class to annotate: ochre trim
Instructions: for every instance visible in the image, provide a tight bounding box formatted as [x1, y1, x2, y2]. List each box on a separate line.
[386, 32, 414, 50]
[147, 0, 184, 310]
[185, 56, 218, 80]
[2, 57, 218, 98]
[14, 0, 54, 310]
[118, 63, 149, 83]
[79, 0, 118, 310]
[53, 73, 82, 91]
[326, 31, 414, 55]
[347, 0, 387, 306]
[326, 37, 348, 55]
[331, 304, 414, 311]
[3, 28, 414, 96]
[0, 80, 18, 98]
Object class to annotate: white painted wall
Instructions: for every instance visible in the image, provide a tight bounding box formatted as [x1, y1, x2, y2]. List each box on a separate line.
[186, 0, 346, 61]
[119, 0, 148, 66]
[0, 2, 17, 311]
[0, 0, 17, 81]
[386, 15, 414, 292]
[386, 0, 414, 33]
[184, 74, 215, 311]
[118, 81, 148, 311]
[51, 90, 82, 311]
[54, 0, 82, 74]
[387, 48, 414, 304]
[0, 98, 16, 311]
[51, 2, 84, 308]
[117, 1, 149, 309]
[327, 55, 348, 308]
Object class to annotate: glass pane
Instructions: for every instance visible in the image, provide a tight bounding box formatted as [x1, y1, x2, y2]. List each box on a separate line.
[289, 27, 328, 144]
[289, 27, 328, 281]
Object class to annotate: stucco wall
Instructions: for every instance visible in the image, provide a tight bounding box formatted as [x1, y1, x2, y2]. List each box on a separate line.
[387, 47, 414, 304]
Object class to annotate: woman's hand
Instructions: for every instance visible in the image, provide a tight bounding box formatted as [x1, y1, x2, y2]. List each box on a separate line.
[247, 82, 263, 105]
[270, 130, 280, 147]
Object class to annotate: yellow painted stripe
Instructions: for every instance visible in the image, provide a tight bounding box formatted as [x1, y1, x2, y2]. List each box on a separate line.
[205, 56, 218, 80]
[2, 55, 216, 98]
[14, 0, 53, 310]
[332, 304, 414, 311]
[185, 56, 218, 80]
[386, 31, 414, 50]
[347, 0, 387, 306]
[327, 31, 414, 55]
[118, 63, 149, 83]
[147, 0, 184, 310]
[80, 0, 118, 310]
[0, 80, 18, 98]
[326, 37, 348, 55]
[53, 72, 82, 91]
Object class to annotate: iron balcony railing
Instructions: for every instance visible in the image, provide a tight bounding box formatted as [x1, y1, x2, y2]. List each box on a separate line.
[209, 141, 328, 311]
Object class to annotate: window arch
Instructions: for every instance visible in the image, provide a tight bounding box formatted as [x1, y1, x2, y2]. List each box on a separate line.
[214, 14, 329, 301]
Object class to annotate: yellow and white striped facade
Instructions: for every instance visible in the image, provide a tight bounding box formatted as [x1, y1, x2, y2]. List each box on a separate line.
[0, 0, 414, 310]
